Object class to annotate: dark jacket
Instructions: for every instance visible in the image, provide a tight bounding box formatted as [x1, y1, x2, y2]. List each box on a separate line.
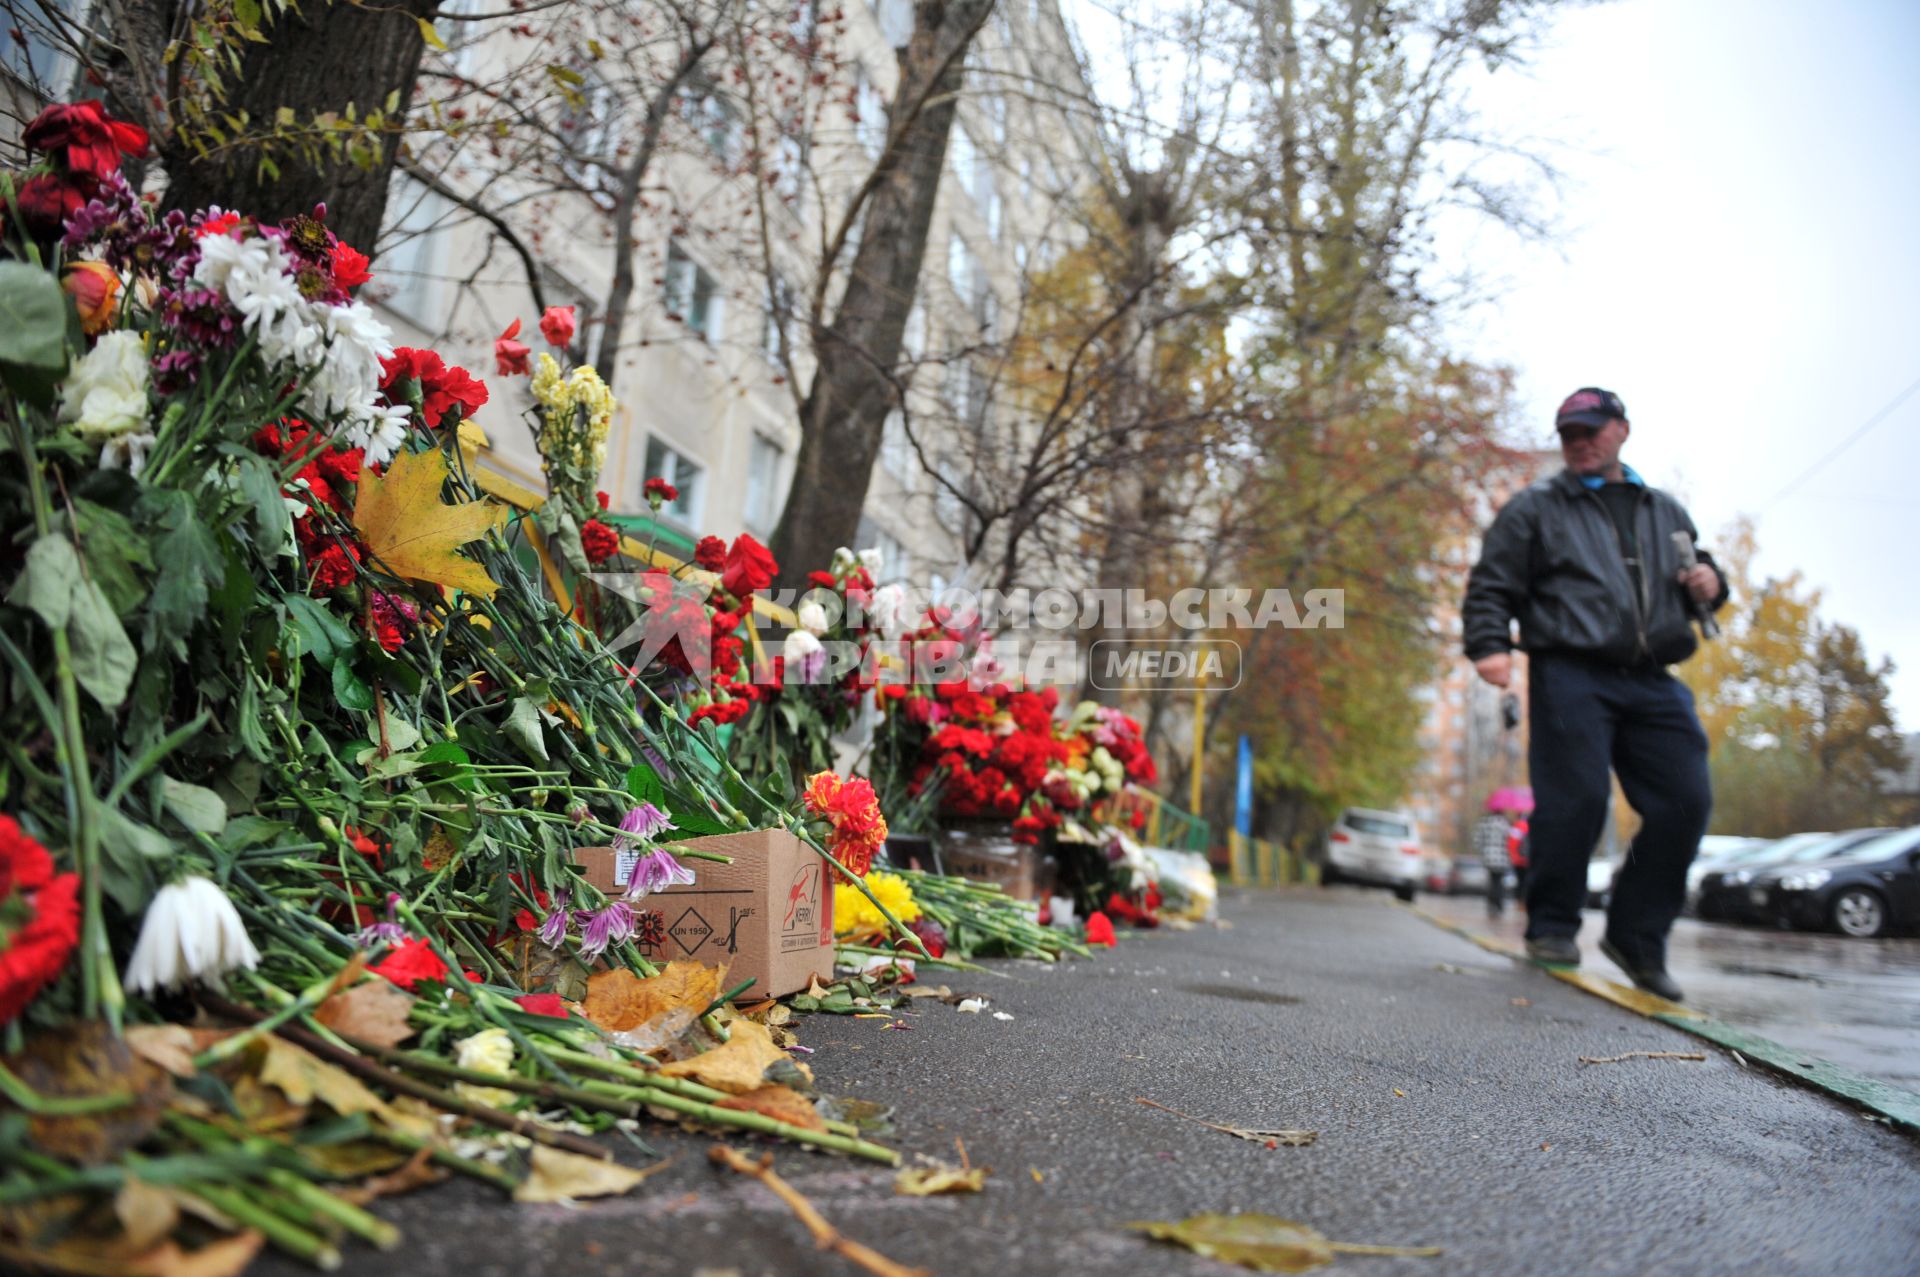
[1463, 469, 1729, 668]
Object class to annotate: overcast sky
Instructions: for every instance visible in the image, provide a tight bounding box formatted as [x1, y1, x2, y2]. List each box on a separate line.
[1065, 0, 1920, 724]
[1440, 0, 1920, 724]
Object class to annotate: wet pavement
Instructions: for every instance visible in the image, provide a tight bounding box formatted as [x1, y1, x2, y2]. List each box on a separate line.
[253, 887, 1920, 1277]
[1416, 888, 1920, 1090]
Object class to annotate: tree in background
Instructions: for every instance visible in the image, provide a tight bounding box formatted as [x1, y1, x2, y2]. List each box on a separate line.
[1679, 518, 1905, 836]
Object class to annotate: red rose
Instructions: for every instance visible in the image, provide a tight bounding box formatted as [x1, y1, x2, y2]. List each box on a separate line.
[371, 937, 449, 991]
[694, 535, 727, 571]
[581, 517, 619, 565]
[514, 993, 570, 1018]
[22, 100, 148, 177]
[494, 319, 531, 376]
[331, 241, 371, 290]
[538, 305, 576, 348]
[721, 533, 778, 600]
[62, 261, 119, 336]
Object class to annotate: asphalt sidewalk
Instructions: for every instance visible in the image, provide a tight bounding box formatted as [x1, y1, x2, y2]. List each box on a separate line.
[256, 887, 1920, 1277]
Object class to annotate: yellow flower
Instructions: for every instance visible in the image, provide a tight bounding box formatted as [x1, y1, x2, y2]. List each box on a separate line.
[833, 870, 920, 940]
[453, 1027, 517, 1108]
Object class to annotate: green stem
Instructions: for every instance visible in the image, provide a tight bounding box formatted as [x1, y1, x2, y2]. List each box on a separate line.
[186, 1182, 342, 1270]
[0, 1062, 134, 1115]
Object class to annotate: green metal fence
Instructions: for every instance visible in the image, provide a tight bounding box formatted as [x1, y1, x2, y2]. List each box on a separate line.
[1226, 830, 1321, 886]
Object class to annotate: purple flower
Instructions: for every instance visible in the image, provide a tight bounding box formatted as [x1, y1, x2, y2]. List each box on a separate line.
[535, 888, 572, 949]
[355, 893, 409, 949]
[578, 902, 636, 961]
[611, 802, 674, 853]
[624, 848, 696, 901]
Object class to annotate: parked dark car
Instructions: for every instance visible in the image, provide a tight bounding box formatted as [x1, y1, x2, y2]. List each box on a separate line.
[1695, 829, 1890, 924]
[1448, 856, 1490, 897]
[1754, 825, 1920, 938]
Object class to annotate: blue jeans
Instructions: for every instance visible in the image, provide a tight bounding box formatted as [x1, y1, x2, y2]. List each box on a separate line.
[1524, 653, 1712, 967]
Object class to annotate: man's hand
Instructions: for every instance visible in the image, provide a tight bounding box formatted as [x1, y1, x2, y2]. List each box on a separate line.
[1679, 563, 1719, 604]
[1473, 653, 1511, 688]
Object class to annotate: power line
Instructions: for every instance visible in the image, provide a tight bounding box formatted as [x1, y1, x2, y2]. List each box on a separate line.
[1762, 372, 1920, 511]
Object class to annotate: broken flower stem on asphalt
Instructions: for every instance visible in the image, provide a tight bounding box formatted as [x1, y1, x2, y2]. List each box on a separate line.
[1578, 1051, 1708, 1065]
[1134, 1097, 1319, 1147]
[709, 1146, 931, 1277]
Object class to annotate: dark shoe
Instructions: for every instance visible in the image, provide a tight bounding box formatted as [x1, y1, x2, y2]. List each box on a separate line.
[1600, 937, 1684, 1001]
[1525, 936, 1580, 966]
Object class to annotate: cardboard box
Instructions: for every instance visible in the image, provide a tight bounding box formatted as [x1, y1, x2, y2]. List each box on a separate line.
[940, 827, 1055, 902]
[573, 829, 834, 1000]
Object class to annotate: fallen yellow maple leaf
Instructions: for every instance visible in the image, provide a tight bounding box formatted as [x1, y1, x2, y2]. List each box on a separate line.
[353, 447, 509, 598]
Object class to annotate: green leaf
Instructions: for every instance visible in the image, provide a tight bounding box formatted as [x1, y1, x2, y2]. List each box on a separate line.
[0, 261, 71, 374]
[284, 595, 351, 668]
[7, 536, 80, 630]
[417, 741, 478, 793]
[221, 815, 292, 851]
[160, 777, 229, 835]
[416, 15, 447, 50]
[229, 453, 289, 557]
[67, 576, 138, 709]
[72, 499, 154, 618]
[504, 697, 549, 762]
[233, 0, 262, 30]
[624, 763, 666, 808]
[332, 660, 374, 712]
[142, 493, 225, 658]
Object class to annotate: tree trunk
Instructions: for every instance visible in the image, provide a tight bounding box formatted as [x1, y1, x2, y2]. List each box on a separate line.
[159, 0, 439, 251]
[769, 0, 994, 586]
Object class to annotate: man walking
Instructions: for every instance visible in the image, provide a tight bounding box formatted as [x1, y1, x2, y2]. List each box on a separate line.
[1462, 388, 1726, 1000]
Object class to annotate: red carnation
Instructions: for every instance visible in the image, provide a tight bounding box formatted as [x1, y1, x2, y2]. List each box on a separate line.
[694, 535, 727, 571]
[371, 937, 450, 991]
[0, 816, 81, 1025]
[514, 992, 570, 1018]
[1084, 911, 1117, 947]
[22, 99, 148, 177]
[539, 305, 576, 348]
[380, 348, 489, 429]
[721, 533, 778, 600]
[494, 319, 531, 376]
[581, 517, 619, 565]
[331, 241, 371, 290]
[807, 571, 837, 589]
[643, 476, 679, 508]
[10, 173, 93, 239]
[595, 490, 611, 510]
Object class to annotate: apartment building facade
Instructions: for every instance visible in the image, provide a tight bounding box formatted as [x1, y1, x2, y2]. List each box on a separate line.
[371, 0, 1104, 590]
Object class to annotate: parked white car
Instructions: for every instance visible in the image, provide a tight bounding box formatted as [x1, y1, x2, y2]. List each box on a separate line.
[1323, 808, 1425, 902]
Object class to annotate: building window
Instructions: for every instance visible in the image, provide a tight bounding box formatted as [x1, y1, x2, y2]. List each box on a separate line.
[854, 69, 888, 157]
[761, 275, 794, 365]
[558, 65, 618, 192]
[854, 515, 907, 585]
[903, 302, 927, 360]
[377, 176, 453, 331]
[643, 438, 704, 525]
[3, 0, 82, 94]
[984, 181, 1004, 242]
[986, 92, 1009, 146]
[1014, 241, 1030, 276]
[948, 123, 978, 201]
[947, 232, 980, 308]
[880, 409, 915, 484]
[743, 434, 784, 536]
[773, 133, 805, 204]
[681, 82, 739, 161]
[663, 241, 721, 342]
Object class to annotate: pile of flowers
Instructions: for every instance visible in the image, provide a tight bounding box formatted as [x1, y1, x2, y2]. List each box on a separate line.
[0, 99, 916, 1271]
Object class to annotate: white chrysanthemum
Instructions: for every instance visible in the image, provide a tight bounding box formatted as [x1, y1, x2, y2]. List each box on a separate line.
[829, 546, 857, 575]
[796, 600, 829, 637]
[123, 876, 262, 995]
[343, 400, 412, 467]
[453, 1027, 517, 1108]
[857, 546, 885, 576]
[783, 628, 822, 661]
[58, 330, 151, 441]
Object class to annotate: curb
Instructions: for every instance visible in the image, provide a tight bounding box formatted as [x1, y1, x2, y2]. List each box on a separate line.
[1405, 902, 1920, 1136]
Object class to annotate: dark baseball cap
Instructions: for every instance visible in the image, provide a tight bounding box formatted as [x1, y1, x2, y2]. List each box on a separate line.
[1555, 387, 1627, 430]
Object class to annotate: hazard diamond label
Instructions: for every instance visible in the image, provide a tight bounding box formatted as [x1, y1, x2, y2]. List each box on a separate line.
[669, 906, 713, 955]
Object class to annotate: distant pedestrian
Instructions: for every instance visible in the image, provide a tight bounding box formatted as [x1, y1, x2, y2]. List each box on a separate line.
[1462, 388, 1726, 1000]
[1477, 814, 1513, 914]
[1507, 816, 1530, 901]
